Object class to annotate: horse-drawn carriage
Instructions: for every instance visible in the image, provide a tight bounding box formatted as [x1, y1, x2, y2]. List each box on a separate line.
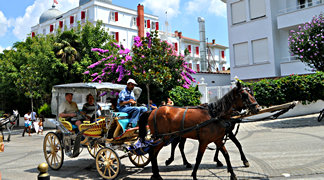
[0, 110, 19, 142]
[43, 82, 150, 179]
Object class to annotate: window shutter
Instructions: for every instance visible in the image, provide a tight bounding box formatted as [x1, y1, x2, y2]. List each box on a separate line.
[115, 32, 119, 42]
[50, 25, 54, 32]
[221, 51, 225, 58]
[189, 63, 192, 69]
[188, 45, 191, 52]
[175, 42, 178, 51]
[222, 67, 225, 71]
[32, 32, 35, 38]
[196, 64, 200, 72]
[196, 47, 199, 55]
[155, 22, 159, 30]
[59, 21, 63, 28]
[81, 11, 86, 19]
[115, 12, 118, 21]
[70, 16, 74, 24]
[147, 20, 150, 28]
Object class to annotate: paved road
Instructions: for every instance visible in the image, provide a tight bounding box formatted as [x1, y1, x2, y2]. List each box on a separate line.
[0, 113, 324, 180]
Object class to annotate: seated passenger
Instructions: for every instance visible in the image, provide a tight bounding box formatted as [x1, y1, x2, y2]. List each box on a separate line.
[82, 94, 102, 122]
[117, 79, 147, 129]
[59, 93, 82, 128]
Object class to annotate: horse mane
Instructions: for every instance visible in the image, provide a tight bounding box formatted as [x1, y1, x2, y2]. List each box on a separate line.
[208, 87, 238, 118]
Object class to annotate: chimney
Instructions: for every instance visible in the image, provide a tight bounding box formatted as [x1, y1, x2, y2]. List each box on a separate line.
[137, 4, 144, 38]
[178, 32, 182, 39]
[174, 30, 178, 37]
[198, 17, 207, 72]
[212, 39, 215, 44]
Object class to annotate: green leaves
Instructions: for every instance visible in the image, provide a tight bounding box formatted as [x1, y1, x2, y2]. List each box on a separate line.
[168, 86, 202, 106]
[244, 72, 324, 106]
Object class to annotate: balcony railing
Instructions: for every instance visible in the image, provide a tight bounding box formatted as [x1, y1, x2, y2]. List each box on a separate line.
[278, 0, 324, 15]
[282, 55, 299, 63]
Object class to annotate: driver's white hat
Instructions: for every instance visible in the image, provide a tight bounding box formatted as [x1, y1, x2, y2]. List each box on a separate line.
[127, 79, 137, 85]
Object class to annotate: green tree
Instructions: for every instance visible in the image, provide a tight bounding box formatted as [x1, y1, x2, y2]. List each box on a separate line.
[168, 86, 202, 106]
[289, 13, 324, 71]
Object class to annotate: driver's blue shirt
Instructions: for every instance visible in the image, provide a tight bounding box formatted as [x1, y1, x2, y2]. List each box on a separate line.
[117, 87, 136, 110]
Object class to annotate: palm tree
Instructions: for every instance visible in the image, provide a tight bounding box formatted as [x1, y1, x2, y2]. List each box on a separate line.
[54, 30, 81, 65]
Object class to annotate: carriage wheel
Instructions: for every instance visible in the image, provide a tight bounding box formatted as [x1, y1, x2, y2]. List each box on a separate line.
[128, 152, 150, 168]
[43, 132, 64, 170]
[96, 148, 121, 180]
[87, 140, 105, 158]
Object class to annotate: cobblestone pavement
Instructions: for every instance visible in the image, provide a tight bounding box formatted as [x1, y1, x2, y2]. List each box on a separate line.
[0, 113, 323, 180]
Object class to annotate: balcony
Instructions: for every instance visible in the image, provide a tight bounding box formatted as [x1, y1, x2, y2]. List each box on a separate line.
[277, 0, 324, 29]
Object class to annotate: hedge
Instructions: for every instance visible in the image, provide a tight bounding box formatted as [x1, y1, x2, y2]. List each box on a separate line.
[243, 72, 324, 107]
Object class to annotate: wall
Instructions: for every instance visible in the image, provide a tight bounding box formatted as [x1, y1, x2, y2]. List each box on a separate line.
[192, 73, 231, 87]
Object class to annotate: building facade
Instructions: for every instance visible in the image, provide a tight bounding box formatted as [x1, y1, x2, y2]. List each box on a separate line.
[31, 0, 228, 73]
[222, 0, 323, 80]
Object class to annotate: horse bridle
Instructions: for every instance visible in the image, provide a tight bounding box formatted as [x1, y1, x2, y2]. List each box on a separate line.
[239, 88, 258, 111]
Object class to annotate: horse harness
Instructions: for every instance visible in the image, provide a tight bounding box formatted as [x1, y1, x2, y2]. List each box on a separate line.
[151, 105, 240, 141]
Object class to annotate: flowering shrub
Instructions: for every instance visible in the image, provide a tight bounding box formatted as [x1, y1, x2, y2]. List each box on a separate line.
[85, 31, 196, 104]
[288, 13, 324, 71]
[244, 72, 324, 107]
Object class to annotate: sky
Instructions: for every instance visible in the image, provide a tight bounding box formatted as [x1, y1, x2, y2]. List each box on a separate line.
[0, 0, 229, 66]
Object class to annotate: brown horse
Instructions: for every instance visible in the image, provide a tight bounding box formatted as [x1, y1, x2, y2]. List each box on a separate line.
[139, 82, 260, 180]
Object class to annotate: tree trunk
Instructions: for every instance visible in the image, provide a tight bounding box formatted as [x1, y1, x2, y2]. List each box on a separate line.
[31, 96, 33, 113]
[146, 84, 150, 110]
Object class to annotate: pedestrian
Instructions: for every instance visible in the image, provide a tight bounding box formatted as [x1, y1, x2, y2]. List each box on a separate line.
[22, 110, 32, 137]
[149, 100, 157, 110]
[117, 79, 147, 129]
[37, 115, 44, 135]
[31, 110, 37, 133]
[167, 97, 174, 106]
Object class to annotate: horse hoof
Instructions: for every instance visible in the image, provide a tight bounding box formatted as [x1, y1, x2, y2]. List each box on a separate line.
[230, 174, 237, 180]
[165, 159, 173, 166]
[243, 160, 250, 167]
[185, 163, 192, 168]
[151, 175, 163, 180]
[216, 161, 223, 167]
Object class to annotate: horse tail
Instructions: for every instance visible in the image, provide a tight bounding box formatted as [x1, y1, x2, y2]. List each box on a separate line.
[138, 110, 152, 140]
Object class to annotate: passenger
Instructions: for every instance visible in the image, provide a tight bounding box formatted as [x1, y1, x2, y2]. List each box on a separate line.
[149, 100, 157, 110]
[82, 94, 102, 122]
[117, 79, 147, 129]
[167, 97, 174, 106]
[59, 93, 82, 127]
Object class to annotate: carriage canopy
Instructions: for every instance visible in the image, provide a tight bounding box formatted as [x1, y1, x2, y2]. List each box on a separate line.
[51, 82, 142, 115]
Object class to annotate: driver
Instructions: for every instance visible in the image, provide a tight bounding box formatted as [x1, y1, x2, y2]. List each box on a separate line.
[117, 79, 147, 129]
[59, 93, 82, 127]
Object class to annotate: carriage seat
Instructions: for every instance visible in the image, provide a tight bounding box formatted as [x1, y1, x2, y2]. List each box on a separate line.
[59, 117, 78, 132]
[79, 117, 106, 138]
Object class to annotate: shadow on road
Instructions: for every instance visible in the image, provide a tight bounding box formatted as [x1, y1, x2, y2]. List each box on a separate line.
[260, 114, 324, 129]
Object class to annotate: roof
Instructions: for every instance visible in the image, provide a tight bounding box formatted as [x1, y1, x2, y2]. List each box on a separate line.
[181, 35, 228, 49]
[39, 5, 62, 24]
[197, 70, 230, 75]
[80, 0, 112, 6]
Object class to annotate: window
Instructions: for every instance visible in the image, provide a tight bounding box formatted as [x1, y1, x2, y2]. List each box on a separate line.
[144, 20, 147, 28]
[147, 20, 150, 28]
[188, 45, 191, 52]
[50, 24, 54, 33]
[174, 42, 178, 51]
[111, 12, 118, 21]
[133, 17, 137, 26]
[151, 21, 156, 29]
[32, 32, 35, 38]
[81, 10, 87, 23]
[231, 0, 246, 24]
[196, 64, 200, 72]
[59, 21, 63, 28]
[70, 16, 74, 24]
[196, 47, 199, 55]
[234, 42, 249, 66]
[249, 0, 266, 19]
[252, 38, 268, 64]
[111, 32, 119, 42]
[155, 22, 159, 30]
[221, 51, 225, 59]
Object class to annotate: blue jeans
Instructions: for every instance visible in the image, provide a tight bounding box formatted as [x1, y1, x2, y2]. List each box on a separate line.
[118, 106, 148, 127]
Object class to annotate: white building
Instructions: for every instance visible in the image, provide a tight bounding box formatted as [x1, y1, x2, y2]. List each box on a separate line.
[31, 0, 228, 73]
[222, 0, 323, 80]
